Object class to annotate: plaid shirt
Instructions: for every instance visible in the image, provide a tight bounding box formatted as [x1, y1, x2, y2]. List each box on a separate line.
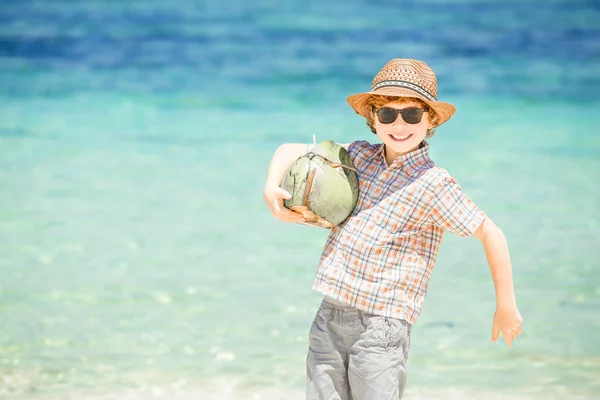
[312, 140, 485, 324]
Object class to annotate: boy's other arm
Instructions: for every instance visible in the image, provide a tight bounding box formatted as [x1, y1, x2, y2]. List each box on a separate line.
[473, 217, 523, 347]
[263, 143, 311, 223]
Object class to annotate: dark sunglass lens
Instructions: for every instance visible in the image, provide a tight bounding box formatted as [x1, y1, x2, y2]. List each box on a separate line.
[378, 108, 398, 124]
[402, 108, 423, 124]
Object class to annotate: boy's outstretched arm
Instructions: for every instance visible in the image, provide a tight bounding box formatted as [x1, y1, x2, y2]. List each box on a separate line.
[264, 143, 311, 223]
[473, 217, 523, 347]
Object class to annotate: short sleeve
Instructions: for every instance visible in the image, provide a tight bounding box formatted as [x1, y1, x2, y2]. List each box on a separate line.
[345, 140, 369, 168]
[345, 140, 362, 157]
[431, 174, 486, 237]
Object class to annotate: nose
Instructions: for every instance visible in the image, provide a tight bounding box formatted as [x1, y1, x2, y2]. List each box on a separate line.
[392, 117, 409, 126]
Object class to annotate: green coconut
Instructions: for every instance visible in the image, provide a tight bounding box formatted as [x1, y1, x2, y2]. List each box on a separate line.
[281, 140, 359, 228]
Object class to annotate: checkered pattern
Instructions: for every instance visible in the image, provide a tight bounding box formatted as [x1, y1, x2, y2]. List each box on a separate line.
[312, 140, 486, 324]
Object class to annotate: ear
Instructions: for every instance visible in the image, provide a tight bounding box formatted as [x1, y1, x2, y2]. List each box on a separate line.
[426, 108, 439, 129]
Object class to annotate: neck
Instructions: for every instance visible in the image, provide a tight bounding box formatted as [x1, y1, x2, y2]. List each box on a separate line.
[383, 141, 424, 166]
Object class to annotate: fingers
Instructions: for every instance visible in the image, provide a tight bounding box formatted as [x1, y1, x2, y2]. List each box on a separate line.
[270, 199, 304, 223]
[263, 185, 291, 203]
[504, 333, 513, 347]
[504, 330, 517, 347]
[492, 310, 523, 347]
[278, 208, 305, 222]
[491, 320, 499, 342]
[264, 186, 305, 223]
[501, 325, 523, 347]
[275, 187, 292, 200]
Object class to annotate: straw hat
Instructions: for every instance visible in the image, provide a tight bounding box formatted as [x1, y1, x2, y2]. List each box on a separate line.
[347, 59, 456, 127]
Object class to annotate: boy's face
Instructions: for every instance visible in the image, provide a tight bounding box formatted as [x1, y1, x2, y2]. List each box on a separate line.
[374, 100, 433, 159]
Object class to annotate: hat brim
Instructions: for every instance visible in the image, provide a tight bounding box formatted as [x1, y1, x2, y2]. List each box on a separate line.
[347, 87, 456, 128]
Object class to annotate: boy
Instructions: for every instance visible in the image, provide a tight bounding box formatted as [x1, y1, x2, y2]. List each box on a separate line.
[263, 59, 523, 400]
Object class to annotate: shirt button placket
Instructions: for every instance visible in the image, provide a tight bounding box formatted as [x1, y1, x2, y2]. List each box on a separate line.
[379, 168, 389, 181]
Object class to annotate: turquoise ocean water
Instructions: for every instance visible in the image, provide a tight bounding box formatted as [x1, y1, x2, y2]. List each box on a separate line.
[1, 1, 599, 399]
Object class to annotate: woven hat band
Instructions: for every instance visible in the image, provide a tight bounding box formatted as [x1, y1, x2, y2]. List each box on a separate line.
[372, 80, 437, 101]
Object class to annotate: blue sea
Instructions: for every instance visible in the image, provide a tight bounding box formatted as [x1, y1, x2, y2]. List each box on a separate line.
[1, 0, 599, 399]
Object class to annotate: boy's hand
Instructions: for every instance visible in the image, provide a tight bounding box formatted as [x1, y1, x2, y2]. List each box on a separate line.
[492, 306, 523, 347]
[263, 184, 305, 223]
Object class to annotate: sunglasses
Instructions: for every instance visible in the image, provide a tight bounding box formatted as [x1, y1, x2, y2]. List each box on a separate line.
[374, 107, 428, 124]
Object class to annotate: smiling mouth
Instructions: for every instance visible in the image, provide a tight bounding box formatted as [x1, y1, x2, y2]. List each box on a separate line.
[389, 133, 413, 142]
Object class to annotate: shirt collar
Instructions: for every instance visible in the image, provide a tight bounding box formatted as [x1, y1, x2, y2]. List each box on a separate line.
[376, 141, 433, 174]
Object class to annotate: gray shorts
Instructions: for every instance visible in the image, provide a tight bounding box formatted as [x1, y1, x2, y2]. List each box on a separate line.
[306, 297, 412, 400]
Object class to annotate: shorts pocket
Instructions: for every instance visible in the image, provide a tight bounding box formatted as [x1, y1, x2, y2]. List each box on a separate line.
[374, 317, 410, 351]
[308, 304, 331, 347]
[362, 316, 395, 351]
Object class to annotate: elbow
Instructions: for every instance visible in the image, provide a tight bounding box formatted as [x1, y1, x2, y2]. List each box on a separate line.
[276, 143, 294, 156]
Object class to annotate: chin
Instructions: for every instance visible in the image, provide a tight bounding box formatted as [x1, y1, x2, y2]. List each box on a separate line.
[386, 139, 418, 153]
